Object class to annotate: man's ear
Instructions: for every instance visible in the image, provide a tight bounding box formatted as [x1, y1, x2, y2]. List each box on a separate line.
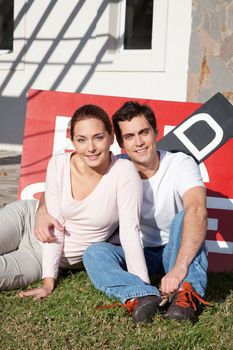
[119, 137, 124, 149]
[114, 135, 124, 149]
[110, 132, 115, 145]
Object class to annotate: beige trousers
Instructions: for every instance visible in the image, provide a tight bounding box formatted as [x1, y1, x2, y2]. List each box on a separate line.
[0, 200, 42, 290]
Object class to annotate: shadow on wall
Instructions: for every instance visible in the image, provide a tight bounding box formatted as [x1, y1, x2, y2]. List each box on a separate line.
[0, 96, 27, 146]
[0, 0, 115, 147]
[0, 154, 21, 166]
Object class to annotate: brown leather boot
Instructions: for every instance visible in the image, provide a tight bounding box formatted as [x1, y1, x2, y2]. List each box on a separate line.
[97, 295, 163, 323]
[165, 282, 209, 323]
[125, 295, 162, 323]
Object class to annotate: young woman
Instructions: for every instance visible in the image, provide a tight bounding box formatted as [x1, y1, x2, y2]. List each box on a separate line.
[0, 104, 149, 298]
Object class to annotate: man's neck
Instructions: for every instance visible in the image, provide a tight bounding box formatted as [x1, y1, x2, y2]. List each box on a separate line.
[135, 151, 160, 179]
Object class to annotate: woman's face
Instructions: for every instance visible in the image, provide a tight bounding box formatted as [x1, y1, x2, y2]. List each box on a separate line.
[72, 117, 113, 171]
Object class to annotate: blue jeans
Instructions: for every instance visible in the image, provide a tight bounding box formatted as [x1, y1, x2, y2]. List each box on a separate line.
[83, 211, 208, 303]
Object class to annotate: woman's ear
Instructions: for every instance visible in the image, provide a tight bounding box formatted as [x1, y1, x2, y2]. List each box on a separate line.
[66, 127, 71, 139]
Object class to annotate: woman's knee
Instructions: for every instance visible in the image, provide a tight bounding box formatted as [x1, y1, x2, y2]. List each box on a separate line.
[0, 250, 42, 291]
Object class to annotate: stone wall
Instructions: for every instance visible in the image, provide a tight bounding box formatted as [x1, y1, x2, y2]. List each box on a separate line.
[187, 0, 233, 103]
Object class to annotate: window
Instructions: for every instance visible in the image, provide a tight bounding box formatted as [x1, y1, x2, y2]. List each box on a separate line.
[124, 0, 153, 50]
[0, 0, 14, 52]
[96, 0, 168, 72]
[0, 0, 25, 70]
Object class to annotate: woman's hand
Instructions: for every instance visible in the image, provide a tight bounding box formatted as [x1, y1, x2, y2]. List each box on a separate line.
[18, 277, 55, 300]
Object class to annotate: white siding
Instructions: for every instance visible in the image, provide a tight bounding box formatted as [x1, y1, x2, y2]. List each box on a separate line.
[0, 0, 192, 149]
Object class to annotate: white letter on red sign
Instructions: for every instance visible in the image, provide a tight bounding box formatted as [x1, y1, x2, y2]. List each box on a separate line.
[173, 113, 224, 161]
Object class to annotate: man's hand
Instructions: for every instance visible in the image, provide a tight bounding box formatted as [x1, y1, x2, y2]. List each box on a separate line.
[35, 193, 64, 242]
[18, 278, 55, 300]
[160, 187, 207, 297]
[160, 265, 188, 296]
[35, 211, 64, 242]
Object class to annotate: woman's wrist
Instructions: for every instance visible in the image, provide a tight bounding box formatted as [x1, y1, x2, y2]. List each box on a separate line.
[42, 277, 56, 293]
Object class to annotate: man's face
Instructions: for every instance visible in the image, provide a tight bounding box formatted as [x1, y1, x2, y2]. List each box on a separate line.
[118, 115, 157, 169]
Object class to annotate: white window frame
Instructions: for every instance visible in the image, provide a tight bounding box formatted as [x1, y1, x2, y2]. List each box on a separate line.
[96, 0, 168, 72]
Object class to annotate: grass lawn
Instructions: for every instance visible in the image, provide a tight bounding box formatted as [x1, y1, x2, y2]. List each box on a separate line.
[0, 271, 232, 350]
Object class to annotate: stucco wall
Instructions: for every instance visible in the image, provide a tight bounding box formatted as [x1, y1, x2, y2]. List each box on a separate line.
[187, 0, 233, 103]
[0, 0, 192, 150]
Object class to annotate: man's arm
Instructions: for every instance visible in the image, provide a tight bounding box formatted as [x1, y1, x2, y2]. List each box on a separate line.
[34, 193, 64, 242]
[160, 186, 207, 295]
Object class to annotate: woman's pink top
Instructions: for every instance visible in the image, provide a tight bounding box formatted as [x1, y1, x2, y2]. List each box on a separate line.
[41, 152, 150, 283]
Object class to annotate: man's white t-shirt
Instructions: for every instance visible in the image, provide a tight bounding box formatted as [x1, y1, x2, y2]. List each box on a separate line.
[140, 150, 205, 247]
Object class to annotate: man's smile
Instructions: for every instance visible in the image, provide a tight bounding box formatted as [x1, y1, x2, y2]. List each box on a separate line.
[135, 147, 149, 154]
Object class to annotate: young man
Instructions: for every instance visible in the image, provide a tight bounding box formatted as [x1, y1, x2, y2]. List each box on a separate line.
[82, 101, 208, 323]
[35, 101, 208, 323]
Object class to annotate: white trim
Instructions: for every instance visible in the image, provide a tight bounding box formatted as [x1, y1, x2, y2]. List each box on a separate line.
[207, 218, 218, 231]
[207, 196, 233, 211]
[0, 50, 11, 55]
[0, 143, 22, 153]
[96, 0, 169, 72]
[206, 240, 233, 254]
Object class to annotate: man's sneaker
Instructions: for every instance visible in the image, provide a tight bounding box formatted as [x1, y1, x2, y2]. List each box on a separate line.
[124, 295, 162, 323]
[165, 282, 209, 323]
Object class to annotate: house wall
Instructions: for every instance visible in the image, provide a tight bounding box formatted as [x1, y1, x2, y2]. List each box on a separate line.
[0, 0, 192, 150]
[187, 0, 233, 103]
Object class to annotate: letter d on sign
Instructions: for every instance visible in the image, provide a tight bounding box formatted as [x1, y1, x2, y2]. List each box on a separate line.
[158, 92, 233, 163]
[173, 113, 224, 162]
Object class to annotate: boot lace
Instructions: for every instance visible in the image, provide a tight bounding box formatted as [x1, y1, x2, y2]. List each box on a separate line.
[175, 282, 210, 311]
[96, 299, 138, 314]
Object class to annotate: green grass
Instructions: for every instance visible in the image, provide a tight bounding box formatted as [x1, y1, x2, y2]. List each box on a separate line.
[0, 272, 232, 350]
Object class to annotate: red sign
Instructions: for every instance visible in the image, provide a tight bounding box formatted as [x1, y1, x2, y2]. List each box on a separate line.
[19, 89, 233, 272]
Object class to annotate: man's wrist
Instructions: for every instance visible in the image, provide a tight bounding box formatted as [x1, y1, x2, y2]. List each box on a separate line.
[173, 262, 189, 274]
